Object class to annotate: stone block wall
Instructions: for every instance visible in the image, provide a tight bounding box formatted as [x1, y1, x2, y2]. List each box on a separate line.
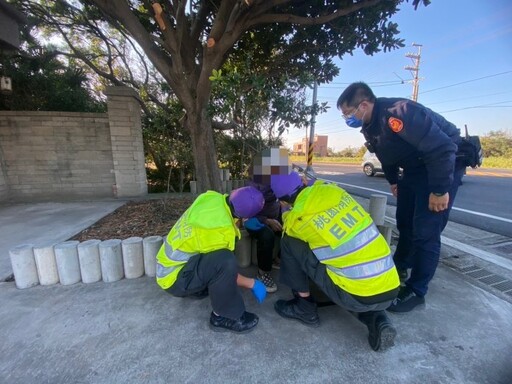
[0, 157, 7, 199]
[0, 112, 115, 200]
[0, 85, 148, 202]
[105, 87, 147, 197]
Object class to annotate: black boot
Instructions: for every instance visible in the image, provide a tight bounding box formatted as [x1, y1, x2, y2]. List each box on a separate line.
[274, 295, 320, 327]
[358, 310, 396, 351]
[209, 311, 259, 334]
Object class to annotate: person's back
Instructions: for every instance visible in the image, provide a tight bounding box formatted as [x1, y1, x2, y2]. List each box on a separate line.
[156, 187, 268, 334]
[270, 172, 399, 351]
[283, 181, 399, 300]
[156, 190, 239, 289]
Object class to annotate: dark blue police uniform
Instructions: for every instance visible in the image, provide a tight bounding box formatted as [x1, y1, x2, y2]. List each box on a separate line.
[362, 97, 466, 297]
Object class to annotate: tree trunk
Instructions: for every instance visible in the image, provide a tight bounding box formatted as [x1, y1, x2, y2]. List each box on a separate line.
[185, 108, 222, 193]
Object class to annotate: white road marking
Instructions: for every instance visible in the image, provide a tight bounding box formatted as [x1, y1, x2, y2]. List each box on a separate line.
[331, 179, 512, 224]
[315, 171, 345, 175]
[310, 173, 512, 270]
[386, 217, 512, 272]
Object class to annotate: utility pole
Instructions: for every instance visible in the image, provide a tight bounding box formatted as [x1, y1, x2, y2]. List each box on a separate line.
[404, 43, 423, 101]
[305, 80, 317, 175]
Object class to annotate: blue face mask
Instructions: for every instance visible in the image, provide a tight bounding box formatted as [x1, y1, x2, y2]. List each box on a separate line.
[345, 116, 363, 128]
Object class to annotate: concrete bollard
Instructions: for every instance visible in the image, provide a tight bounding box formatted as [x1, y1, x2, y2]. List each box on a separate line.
[77, 240, 102, 284]
[99, 239, 124, 282]
[143, 236, 162, 277]
[190, 180, 197, 195]
[9, 244, 39, 289]
[369, 194, 387, 226]
[251, 238, 258, 266]
[225, 180, 233, 193]
[234, 230, 252, 268]
[122, 237, 144, 279]
[54, 241, 81, 286]
[378, 224, 393, 245]
[33, 243, 59, 285]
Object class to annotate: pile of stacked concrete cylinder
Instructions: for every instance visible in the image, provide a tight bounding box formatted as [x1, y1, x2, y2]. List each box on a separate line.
[9, 236, 163, 289]
[190, 168, 246, 195]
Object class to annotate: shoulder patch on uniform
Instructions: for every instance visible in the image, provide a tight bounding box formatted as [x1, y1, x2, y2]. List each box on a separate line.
[388, 117, 403, 133]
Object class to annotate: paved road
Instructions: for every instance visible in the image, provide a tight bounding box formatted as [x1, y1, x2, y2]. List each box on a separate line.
[299, 163, 512, 237]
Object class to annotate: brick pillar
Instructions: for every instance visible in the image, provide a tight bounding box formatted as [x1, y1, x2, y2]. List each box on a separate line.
[104, 86, 147, 197]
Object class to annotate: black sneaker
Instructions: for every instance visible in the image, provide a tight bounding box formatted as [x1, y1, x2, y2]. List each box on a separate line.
[387, 286, 425, 313]
[274, 297, 320, 327]
[358, 311, 397, 351]
[209, 311, 259, 334]
[257, 271, 278, 293]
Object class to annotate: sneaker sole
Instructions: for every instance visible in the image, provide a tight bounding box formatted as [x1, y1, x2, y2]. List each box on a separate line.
[265, 286, 278, 293]
[387, 301, 426, 313]
[376, 325, 397, 351]
[274, 304, 320, 328]
[257, 277, 278, 293]
[209, 323, 257, 334]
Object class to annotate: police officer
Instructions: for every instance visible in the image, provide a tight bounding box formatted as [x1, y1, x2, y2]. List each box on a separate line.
[156, 186, 267, 333]
[270, 172, 400, 351]
[337, 82, 466, 313]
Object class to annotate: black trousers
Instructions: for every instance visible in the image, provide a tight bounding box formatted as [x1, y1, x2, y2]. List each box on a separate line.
[166, 249, 245, 319]
[246, 225, 280, 272]
[279, 235, 395, 313]
[393, 164, 465, 296]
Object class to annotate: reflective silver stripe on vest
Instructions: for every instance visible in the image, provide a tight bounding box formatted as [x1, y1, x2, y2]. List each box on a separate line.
[156, 242, 197, 279]
[327, 255, 394, 280]
[165, 241, 197, 262]
[156, 262, 182, 278]
[312, 224, 380, 261]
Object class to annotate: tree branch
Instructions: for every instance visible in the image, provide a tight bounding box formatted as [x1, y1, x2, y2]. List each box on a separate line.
[212, 120, 240, 131]
[247, 0, 384, 27]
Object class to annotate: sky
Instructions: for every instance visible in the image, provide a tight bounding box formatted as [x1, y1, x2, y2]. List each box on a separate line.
[282, 0, 512, 152]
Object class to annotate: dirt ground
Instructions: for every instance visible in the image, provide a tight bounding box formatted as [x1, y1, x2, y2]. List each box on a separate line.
[70, 196, 195, 241]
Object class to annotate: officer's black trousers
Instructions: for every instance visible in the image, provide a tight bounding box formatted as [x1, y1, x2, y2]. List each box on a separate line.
[393, 165, 465, 297]
[166, 249, 245, 319]
[279, 234, 395, 313]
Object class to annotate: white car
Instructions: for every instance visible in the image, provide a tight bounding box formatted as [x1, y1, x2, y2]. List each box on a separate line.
[361, 151, 382, 177]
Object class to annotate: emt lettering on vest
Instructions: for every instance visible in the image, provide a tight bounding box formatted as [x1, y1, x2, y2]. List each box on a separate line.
[311, 192, 369, 241]
[171, 216, 193, 242]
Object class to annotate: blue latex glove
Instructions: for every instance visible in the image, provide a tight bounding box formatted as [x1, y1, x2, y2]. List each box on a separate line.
[251, 280, 267, 303]
[244, 217, 265, 231]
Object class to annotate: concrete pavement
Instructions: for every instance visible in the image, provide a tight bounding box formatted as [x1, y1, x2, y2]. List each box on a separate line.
[1, 195, 511, 383]
[0, 200, 125, 281]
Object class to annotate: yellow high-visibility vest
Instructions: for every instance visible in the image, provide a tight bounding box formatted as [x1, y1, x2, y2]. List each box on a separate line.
[156, 191, 240, 289]
[283, 182, 399, 297]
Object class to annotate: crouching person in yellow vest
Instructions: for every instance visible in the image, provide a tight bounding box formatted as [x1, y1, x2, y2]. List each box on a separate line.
[156, 186, 267, 334]
[270, 172, 400, 351]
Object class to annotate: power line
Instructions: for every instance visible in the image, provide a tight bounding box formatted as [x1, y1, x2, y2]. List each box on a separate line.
[420, 70, 512, 95]
[320, 82, 404, 89]
[426, 90, 512, 106]
[439, 100, 512, 113]
[327, 80, 402, 85]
